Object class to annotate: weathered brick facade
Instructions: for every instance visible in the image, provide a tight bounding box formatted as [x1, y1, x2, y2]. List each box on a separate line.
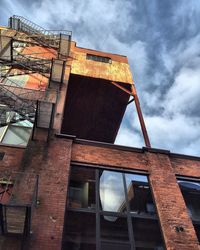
[1, 138, 200, 249]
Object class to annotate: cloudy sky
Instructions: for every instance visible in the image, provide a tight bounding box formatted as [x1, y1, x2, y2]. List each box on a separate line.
[1, 0, 200, 156]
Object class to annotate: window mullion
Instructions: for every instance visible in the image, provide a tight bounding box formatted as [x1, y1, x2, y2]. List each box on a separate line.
[96, 169, 101, 250]
[122, 173, 136, 250]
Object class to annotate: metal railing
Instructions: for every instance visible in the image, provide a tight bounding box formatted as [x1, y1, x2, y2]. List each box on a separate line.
[9, 15, 72, 36]
[0, 78, 36, 126]
[0, 51, 52, 77]
[9, 15, 72, 49]
[0, 16, 69, 129]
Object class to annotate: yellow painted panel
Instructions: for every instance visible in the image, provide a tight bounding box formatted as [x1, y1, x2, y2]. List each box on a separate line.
[71, 51, 133, 84]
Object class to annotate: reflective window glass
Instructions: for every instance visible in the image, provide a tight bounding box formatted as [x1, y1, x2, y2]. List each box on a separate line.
[63, 166, 164, 250]
[2, 125, 32, 146]
[100, 170, 126, 212]
[125, 174, 156, 215]
[178, 180, 200, 221]
[178, 179, 200, 242]
[68, 166, 96, 210]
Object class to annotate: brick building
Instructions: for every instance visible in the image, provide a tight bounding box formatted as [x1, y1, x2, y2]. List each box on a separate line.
[0, 16, 199, 250]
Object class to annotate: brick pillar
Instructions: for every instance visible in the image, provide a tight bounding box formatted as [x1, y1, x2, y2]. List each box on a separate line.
[146, 151, 199, 250]
[22, 138, 73, 250]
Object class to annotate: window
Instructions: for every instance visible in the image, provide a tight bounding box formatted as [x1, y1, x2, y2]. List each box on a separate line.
[178, 178, 200, 242]
[62, 165, 165, 250]
[0, 110, 33, 146]
[0, 152, 5, 160]
[86, 54, 112, 64]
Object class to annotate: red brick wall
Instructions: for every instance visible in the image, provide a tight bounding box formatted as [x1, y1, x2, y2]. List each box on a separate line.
[71, 143, 148, 171]
[170, 156, 200, 177]
[146, 152, 199, 250]
[0, 138, 72, 250]
[1, 140, 200, 250]
[71, 143, 200, 250]
[25, 139, 72, 250]
[0, 144, 25, 171]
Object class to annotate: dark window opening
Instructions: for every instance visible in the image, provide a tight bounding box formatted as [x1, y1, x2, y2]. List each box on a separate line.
[133, 218, 164, 250]
[178, 179, 200, 242]
[0, 152, 5, 160]
[62, 165, 165, 250]
[86, 54, 112, 63]
[100, 215, 129, 243]
[62, 211, 96, 250]
[194, 224, 200, 242]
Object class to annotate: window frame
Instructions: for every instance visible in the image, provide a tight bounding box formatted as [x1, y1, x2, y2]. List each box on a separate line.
[86, 54, 112, 64]
[177, 176, 200, 242]
[0, 110, 33, 146]
[63, 164, 165, 250]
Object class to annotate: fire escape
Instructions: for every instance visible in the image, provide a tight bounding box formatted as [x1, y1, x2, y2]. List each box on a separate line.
[0, 16, 72, 249]
[0, 15, 71, 131]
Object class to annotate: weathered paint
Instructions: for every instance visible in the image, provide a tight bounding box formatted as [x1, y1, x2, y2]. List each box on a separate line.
[70, 47, 133, 84]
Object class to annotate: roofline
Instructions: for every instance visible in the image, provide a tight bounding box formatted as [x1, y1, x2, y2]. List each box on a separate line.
[55, 133, 200, 161]
[71, 41, 128, 59]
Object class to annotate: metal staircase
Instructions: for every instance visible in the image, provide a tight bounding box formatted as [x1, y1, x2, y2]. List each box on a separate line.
[0, 16, 72, 131]
[9, 15, 72, 56]
[0, 78, 36, 127]
[1, 61, 51, 78]
[1, 49, 52, 77]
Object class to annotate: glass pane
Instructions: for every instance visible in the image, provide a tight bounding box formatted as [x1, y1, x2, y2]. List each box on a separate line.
[194, 224, 200, 242]
[0, 126, 7, 141]
[2, 125, 32, 146]
[125, 174, 156, 215]
[101, 242, 131, 250]
[100, 170, 126, 212]
[68, 166, 96, 210]
[178, 180, 200, 221]
[13, 120, 33, 127]
[62, 211, 96, 250]
[100, 215, 129, 242]
[132, 218, 164, 250]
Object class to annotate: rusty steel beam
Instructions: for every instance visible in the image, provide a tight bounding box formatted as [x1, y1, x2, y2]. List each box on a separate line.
[131, 84, 151, 148]
[110, 81, 151, 147]
[111, 81, 133, 96]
